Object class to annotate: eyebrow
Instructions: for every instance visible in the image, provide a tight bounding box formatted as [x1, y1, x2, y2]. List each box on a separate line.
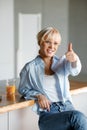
[45, 40, 60, 45]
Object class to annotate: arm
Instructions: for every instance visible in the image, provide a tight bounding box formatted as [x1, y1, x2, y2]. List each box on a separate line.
[35, 94, 51, 111]
[18, 66, 42, 100]
[65, 43, 82, 76]
[18, 64, 51, 110]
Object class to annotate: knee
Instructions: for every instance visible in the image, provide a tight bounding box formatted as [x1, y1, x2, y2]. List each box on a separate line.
[73, 110, 86, 118]
[69, 110, 87, 129]
[70, 110, 87, 123]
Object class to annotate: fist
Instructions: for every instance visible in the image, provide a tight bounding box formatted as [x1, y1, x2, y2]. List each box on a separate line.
[66, 43, 77, 62]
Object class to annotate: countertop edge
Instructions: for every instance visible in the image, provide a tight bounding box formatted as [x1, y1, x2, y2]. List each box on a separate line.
[70, 86, 87, 95]
[0, 99, 35, 114]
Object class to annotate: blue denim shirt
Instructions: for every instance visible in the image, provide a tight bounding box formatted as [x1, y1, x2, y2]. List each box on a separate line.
[18, 55, 81, 114]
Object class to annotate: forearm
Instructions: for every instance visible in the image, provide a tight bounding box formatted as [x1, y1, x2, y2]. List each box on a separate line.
[35, 94, 51, 111]
[69, 56, 82, 76]
[71, 59, 77, 68]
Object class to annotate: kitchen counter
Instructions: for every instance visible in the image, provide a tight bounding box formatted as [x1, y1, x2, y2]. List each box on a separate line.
[0, 90, 35, 114]
[0, 80, 87, 114]
[70, 80, 87, 95]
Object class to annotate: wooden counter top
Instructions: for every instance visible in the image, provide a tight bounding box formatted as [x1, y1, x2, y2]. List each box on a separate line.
[0, 80, 87, 114]
[70, 80, 87, 95]
[0, 90, 35, 114]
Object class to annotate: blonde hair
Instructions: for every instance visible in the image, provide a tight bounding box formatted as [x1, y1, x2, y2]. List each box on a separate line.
[37, 27, 61, 45]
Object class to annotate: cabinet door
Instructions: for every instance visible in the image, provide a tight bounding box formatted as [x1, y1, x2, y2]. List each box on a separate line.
[72, 92, 87, 116]
[17, 14, 41, 77]
[9, 107, 39, 130]
[0, 113, 8, 130]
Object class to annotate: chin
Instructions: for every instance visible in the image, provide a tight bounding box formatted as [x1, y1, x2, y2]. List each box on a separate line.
[46, 54, 54, 57]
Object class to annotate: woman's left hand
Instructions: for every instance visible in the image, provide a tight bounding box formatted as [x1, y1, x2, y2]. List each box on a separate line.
[66, 43, 77, 63]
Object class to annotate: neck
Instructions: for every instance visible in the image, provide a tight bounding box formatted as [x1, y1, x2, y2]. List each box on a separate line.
[40, 55, 53, 66]
[39, 54, 54, 75]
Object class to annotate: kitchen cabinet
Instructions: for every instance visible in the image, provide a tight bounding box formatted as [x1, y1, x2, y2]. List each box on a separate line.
[0, 106, 39, 130]
[0, 113, 8, 130]
[72, 92, 87, 116]
[9, 107, 39, 130]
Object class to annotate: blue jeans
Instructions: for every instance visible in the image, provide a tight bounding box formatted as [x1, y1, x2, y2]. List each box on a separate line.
[38, 100, 87, 130]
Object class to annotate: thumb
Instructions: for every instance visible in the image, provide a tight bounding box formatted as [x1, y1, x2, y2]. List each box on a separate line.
[68, 43, 73, 52]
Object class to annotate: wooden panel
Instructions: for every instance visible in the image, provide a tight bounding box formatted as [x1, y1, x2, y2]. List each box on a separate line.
[70, 80, 87, 95]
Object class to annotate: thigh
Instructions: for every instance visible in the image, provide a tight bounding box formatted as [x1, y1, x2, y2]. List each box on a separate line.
[39, 111, 73, 130]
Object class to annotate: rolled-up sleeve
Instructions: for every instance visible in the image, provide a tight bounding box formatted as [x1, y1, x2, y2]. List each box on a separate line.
[18, 66, 41, 100]
[65, 55, 82, 76]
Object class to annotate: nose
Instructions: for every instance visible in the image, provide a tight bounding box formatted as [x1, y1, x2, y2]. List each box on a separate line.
[49, 43, 54, 49]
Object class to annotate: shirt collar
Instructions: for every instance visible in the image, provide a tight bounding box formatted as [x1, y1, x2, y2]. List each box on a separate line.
[35, 55, 45, 66]
[35, 55, 59, 68]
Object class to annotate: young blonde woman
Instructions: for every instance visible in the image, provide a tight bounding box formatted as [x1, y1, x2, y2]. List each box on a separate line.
[18, 27, 87, 130]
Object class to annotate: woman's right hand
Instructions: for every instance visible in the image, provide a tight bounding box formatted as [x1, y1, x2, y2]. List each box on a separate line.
[37, 94, 51, 111]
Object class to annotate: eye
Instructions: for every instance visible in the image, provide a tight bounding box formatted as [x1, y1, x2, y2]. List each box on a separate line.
[54, 42, 59, 45]
[45, 40, 51, 44]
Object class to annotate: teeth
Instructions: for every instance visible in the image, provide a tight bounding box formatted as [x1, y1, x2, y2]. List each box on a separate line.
[48, 50, 54, 53]
[48, 51, 52, 53]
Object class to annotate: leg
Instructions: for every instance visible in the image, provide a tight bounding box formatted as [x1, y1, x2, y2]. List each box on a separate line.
[38, 110, 87, 130]
[69, 110, 87, 130]
[39, 111, 73, 130]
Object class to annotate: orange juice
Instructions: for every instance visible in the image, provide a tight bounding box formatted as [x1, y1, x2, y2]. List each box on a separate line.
[7, 93, 16, 101]
[6, 79, 16, 95]
[6, 85, 16, 95]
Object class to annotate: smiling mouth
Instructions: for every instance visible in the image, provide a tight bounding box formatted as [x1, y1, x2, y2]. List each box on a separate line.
[47, 50, 55, 53]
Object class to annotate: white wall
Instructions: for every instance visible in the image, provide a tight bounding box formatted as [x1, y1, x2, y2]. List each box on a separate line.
[69, 0, 87, 81]
[0, 0, 14, 80]
[42, 0, 69, 56]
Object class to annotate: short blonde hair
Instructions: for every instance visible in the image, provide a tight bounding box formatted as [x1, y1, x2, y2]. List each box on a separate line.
[37, 27, 61, 45]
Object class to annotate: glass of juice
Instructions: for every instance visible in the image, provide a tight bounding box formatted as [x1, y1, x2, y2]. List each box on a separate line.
[6, 79, 16, 95]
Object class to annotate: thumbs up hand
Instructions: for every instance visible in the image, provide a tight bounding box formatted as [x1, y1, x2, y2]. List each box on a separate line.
[66, 43, 77, 63]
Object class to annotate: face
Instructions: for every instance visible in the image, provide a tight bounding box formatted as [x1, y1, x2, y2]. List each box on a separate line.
[39, 33, 61, 58]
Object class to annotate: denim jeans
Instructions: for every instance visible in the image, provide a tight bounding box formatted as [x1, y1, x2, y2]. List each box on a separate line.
[38, 100, 87, 130]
